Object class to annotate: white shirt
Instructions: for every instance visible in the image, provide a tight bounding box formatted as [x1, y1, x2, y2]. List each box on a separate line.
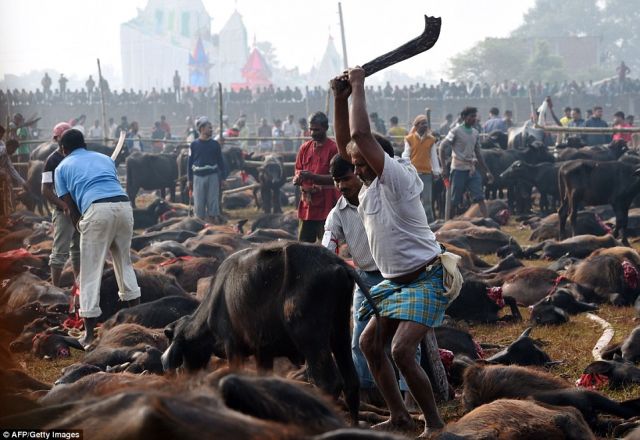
[358, 154, 440, 279]
[282, 120, 299, 138]
[88, 126, 103, 139]
[322, 196, 378, 272]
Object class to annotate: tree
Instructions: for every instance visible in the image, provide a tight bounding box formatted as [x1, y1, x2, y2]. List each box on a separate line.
[448, 38, 527, 83]
[600, 0, 640, 72]
[512, 0, 603, 38]
[255, 41, 279, 68]
[523, 40, 566, 82]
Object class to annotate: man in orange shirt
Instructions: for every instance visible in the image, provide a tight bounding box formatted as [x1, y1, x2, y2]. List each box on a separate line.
[402, 115, 441, 222]
[293, 112, 340, 242]
[613, 111, 632, 144]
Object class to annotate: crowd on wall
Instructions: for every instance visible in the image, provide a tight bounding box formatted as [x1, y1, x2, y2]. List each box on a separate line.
[2, 71, 639, 108]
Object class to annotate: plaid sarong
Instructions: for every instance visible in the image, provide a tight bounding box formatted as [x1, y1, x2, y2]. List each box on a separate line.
[358, 263, 448, 327]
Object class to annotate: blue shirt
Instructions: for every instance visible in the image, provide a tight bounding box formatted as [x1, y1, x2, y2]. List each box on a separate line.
[55, 148, 126, 214]
[187, 138, 227, 181]
[584, 117, 612, 146]
[482, 117, 507, 133]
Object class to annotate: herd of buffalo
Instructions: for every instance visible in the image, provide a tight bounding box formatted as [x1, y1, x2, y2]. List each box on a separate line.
[5, 132, 640, 438]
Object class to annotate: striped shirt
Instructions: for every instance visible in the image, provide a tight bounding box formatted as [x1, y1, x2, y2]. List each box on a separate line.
[322, 196, 378, 272]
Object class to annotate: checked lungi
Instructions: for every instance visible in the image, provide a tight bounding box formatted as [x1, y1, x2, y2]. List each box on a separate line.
[358, 263, 448, 327]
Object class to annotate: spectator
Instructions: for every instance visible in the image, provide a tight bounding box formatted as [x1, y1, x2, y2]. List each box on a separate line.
[86, 75, 95, 103]
[282, 114, 298, 152]
[159, 115, 171, 138]
[617, 61, 631, 93]
[126, 121, 144, 152]
[257, 118, 272, 151]
[612, 111, 632, 144]
[151, 121, 166, 152]
[585, 106, 611, 146]
[298, 117, 310, 137]
[293, 111, 339, 243]
[559, 106, 572, 127]
[236, 118, 249, 150]
[272, 119, 284, 152]
[115, 116, 128, 138]
[438, 114, 454, 136]
[107, 118, 118, 139]
[41, 73, 52, 99]
[173, 70, 181, 102]
[402, 115, 440, 222]
[58, 74, 68, 99]
[387, 116, 408, 138]
[503, 110, 514, 130]
[188, 117, 227, 222]
[88, 120, 103, 139]
[482, 107, 507, 133]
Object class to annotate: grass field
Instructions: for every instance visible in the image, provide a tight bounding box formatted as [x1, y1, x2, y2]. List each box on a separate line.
[13, 201, 640, 429]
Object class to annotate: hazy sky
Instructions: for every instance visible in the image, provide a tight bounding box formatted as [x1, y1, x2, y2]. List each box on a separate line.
[0, 0, 536, 84]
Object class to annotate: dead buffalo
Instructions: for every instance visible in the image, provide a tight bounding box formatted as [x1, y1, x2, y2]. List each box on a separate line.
[161, 241, 376, 423]
[530, 289, 598, 325]
[485, 328, 553, 366]
[219, 374, 344, 435]
[524, 234, 619, 260]
[101, 296, 200, 330]
[436, 226, 513, 255]
[583, 360, 640, 388]
[160, 258, 222, 292]
[126, 152, 179, 208]
[446, 280, 521, 323]
[0, 272, 68, 313]
[435, 399, 594, 440]
[132, 198, 173, 229]
[250, 211, 298, 236]
[566, 254, 640, 305]
[500, 267, 559, 306]
[528, 211, 610, 241]
[97, 268, 187, 320]
[558, 160, 640, 244]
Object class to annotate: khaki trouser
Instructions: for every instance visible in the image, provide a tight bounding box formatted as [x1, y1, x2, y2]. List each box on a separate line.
[78, 201, 140, 318]
[50, 209, 80, 270]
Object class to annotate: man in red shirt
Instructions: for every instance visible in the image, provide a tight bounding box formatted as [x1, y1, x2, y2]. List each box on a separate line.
[293, 111, 340, 242]
[613, 111, 632, 144]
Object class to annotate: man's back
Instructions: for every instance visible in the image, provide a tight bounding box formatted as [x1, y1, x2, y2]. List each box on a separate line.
[55, 149, 125, 214]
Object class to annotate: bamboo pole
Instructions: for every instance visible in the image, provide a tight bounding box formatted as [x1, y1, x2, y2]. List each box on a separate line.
[96, 59, 109, 145]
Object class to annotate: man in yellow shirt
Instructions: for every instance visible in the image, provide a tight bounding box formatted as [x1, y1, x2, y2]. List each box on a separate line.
[402, 115, 441, 222]
[387, 116, 408, 151]
[559, 106, 572, 127]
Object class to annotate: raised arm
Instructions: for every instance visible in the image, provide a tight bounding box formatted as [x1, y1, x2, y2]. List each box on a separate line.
[348, 67, 385, 177]
[331, 76, 352, 161]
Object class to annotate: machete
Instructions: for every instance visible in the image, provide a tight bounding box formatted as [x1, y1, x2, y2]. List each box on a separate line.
[110, 131, 126, 162]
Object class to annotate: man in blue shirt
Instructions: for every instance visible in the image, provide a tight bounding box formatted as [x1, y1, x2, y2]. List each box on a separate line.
[188, 117, 227, 222]
[482, 107, 507, 133]
[55, 129, 140, 348]
[585, 106, 612, 146]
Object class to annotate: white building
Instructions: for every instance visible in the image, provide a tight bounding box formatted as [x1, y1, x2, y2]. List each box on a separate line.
[308, 36, 343, 88]
[120, 1, 249, 90]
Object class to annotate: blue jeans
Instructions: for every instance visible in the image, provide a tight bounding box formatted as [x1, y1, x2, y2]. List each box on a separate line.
[451, 169, 484, 208]
[353, 270, 420, 392]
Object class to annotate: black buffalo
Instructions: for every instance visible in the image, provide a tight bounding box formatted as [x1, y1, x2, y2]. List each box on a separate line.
[257, 155, 286, 214]
[500, 160, 561, 213]
[558, 160, 640, 244]
[161, 241, 376, 423]
[126, 152, 179, 208]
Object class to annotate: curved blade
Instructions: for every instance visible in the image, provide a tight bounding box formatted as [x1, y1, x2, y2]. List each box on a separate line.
[110, 131, 126, 161]
[362, 15, 442, 77]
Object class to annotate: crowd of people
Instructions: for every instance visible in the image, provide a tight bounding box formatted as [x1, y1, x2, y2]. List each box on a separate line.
[2, 68, 639, 109]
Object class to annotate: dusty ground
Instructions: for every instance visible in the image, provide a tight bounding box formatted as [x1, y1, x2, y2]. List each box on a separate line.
[12, 198, 640, 429]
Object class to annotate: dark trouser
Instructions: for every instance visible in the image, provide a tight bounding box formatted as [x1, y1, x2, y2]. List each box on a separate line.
[298, 220, 325, 243]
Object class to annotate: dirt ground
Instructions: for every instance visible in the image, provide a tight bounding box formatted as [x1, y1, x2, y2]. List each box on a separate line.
[12, 199, 640, 429]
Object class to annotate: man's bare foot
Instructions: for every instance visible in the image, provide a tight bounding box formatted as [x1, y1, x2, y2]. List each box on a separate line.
[78, 332, 94, 350]
[371, 417, 417, 434]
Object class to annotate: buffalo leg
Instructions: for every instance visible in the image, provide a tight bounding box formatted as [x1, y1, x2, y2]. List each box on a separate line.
[255, 352, 274, 372]
[568, 192, 580, 237]
[620, 203, 631, 246]
[499, 296, 522, 322]
[558, 198, 569, 239]
[272, 188, 282, 214]
[261, 186, 272, 214]
[330, 312, 360, 424]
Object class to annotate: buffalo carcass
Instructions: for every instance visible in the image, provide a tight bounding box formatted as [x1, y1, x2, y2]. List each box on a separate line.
[161, 241, 376, 423]
[565, 253, 640, 305]
[445, 280, 522, 323]
[500, 160, 561, 213]
[126, 152, 179, 208]
[435, 399, 595, 440]
[558, 160, 640, 244]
